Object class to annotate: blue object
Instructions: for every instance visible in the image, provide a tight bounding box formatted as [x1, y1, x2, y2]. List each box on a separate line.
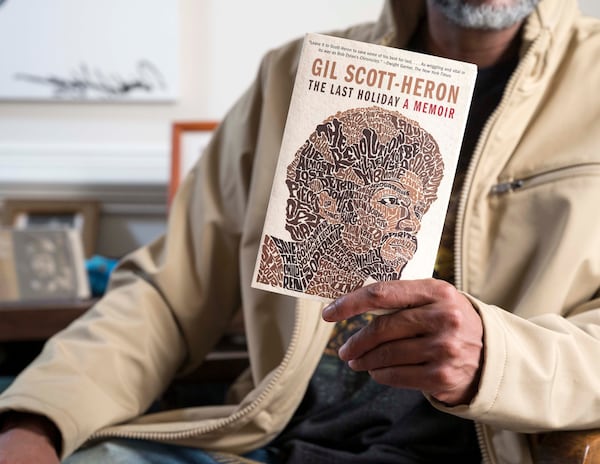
[85, 255, 119, 297]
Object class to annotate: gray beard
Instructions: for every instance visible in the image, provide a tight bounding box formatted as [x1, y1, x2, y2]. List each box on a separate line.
[430, 0, 540, 30]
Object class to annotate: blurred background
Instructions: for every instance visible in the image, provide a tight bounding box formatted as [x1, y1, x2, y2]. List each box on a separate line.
[0, 0, 598, 258]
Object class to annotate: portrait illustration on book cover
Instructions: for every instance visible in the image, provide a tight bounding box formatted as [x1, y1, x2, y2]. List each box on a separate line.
[255, 106, 444, 300]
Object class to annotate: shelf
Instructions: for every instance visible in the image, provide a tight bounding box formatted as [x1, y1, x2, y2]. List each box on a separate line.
[0, 299, 96, 342]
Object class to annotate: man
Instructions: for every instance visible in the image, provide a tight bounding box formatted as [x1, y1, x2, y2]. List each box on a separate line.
[1, 0, 600, 463]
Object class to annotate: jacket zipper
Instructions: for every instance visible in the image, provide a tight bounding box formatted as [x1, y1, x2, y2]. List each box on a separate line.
[88, 303, 305, 443]
[490, 163, 600, 195]
[454, 27, 549, 464]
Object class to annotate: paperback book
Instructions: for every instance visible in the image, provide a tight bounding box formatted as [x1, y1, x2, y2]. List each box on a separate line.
[252, 33, 477, 302]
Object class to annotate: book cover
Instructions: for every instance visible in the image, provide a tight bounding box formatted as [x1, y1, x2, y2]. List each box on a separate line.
[252, 33, 477, 303]
[0, 227, 90, 302]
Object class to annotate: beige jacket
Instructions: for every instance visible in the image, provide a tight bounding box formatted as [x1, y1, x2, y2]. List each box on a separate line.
[1, 1, 600, 463]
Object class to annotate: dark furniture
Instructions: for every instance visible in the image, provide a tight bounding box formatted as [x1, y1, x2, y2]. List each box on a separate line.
[0, 298, 248, 383]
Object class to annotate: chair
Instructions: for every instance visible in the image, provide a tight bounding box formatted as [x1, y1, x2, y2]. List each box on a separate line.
[531, 429, 600, 463]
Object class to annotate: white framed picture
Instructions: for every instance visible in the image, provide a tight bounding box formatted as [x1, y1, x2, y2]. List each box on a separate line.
[2, 198, 100, 258]
[0, 0, 178, 101]
[169, 121, 219, 205]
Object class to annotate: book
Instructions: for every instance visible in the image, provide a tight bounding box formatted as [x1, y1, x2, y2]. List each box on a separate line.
[252, 33, 477, 303]
[0, 227, 90, 302]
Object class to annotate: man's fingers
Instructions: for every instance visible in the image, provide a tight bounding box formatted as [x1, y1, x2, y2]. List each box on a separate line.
[343, 337, 428, 366]
[337, 308, 432, 360]
[367, 365, 425, 391]
[322, 278, 449, 322]
[366, 364, 465, 396]
[347, 344, 474, 398]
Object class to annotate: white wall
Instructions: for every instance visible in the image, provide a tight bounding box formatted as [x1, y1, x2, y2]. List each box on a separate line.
[0, 0, 384, 185]
[581, 0, 600, 17]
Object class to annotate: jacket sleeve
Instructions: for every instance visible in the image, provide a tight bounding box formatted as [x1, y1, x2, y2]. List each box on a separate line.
[0, 54, 270, 458]
[431, 294, 600, 432]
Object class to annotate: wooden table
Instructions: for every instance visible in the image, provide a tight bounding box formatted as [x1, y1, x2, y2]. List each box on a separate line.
[0, 299, 95, 342]
[0, 298, 248, 382]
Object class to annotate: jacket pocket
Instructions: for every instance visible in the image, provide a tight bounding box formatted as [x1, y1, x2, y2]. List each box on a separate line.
[489, 162, 600, 195]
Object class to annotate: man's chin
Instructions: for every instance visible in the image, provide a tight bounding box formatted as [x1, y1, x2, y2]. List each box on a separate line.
[430, 0, 539, 30]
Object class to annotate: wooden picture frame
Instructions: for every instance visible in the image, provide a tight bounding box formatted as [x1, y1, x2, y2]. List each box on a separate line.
[169, 121, 219, 205]
[2, 199, 100, 258]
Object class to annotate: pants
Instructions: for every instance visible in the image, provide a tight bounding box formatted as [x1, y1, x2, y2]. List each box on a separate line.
[63, 438, 280, 464]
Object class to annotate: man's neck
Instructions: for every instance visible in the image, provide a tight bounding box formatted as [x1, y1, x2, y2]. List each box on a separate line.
[422, 5, 523, 68]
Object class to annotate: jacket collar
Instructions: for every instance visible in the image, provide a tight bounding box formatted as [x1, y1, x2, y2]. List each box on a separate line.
[373, 0, 426, 47]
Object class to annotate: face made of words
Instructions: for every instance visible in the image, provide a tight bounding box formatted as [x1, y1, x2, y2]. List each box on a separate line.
[342, 171, 427, 281]
[256, 106, 444, 299]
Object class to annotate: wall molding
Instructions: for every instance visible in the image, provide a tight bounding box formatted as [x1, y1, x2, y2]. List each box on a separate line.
[0, 142, 169, 185]
[0, 182, 168, 217]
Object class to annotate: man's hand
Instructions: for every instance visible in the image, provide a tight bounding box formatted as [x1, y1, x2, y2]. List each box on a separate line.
[322, 278, 484, 405]
[0, 413, 61, 464]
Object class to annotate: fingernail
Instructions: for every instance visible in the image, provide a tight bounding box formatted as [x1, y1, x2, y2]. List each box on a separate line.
[322, 303, 334, 320]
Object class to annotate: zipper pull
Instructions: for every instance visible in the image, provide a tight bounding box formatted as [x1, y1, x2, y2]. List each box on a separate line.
[490, 179, 524, 194]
